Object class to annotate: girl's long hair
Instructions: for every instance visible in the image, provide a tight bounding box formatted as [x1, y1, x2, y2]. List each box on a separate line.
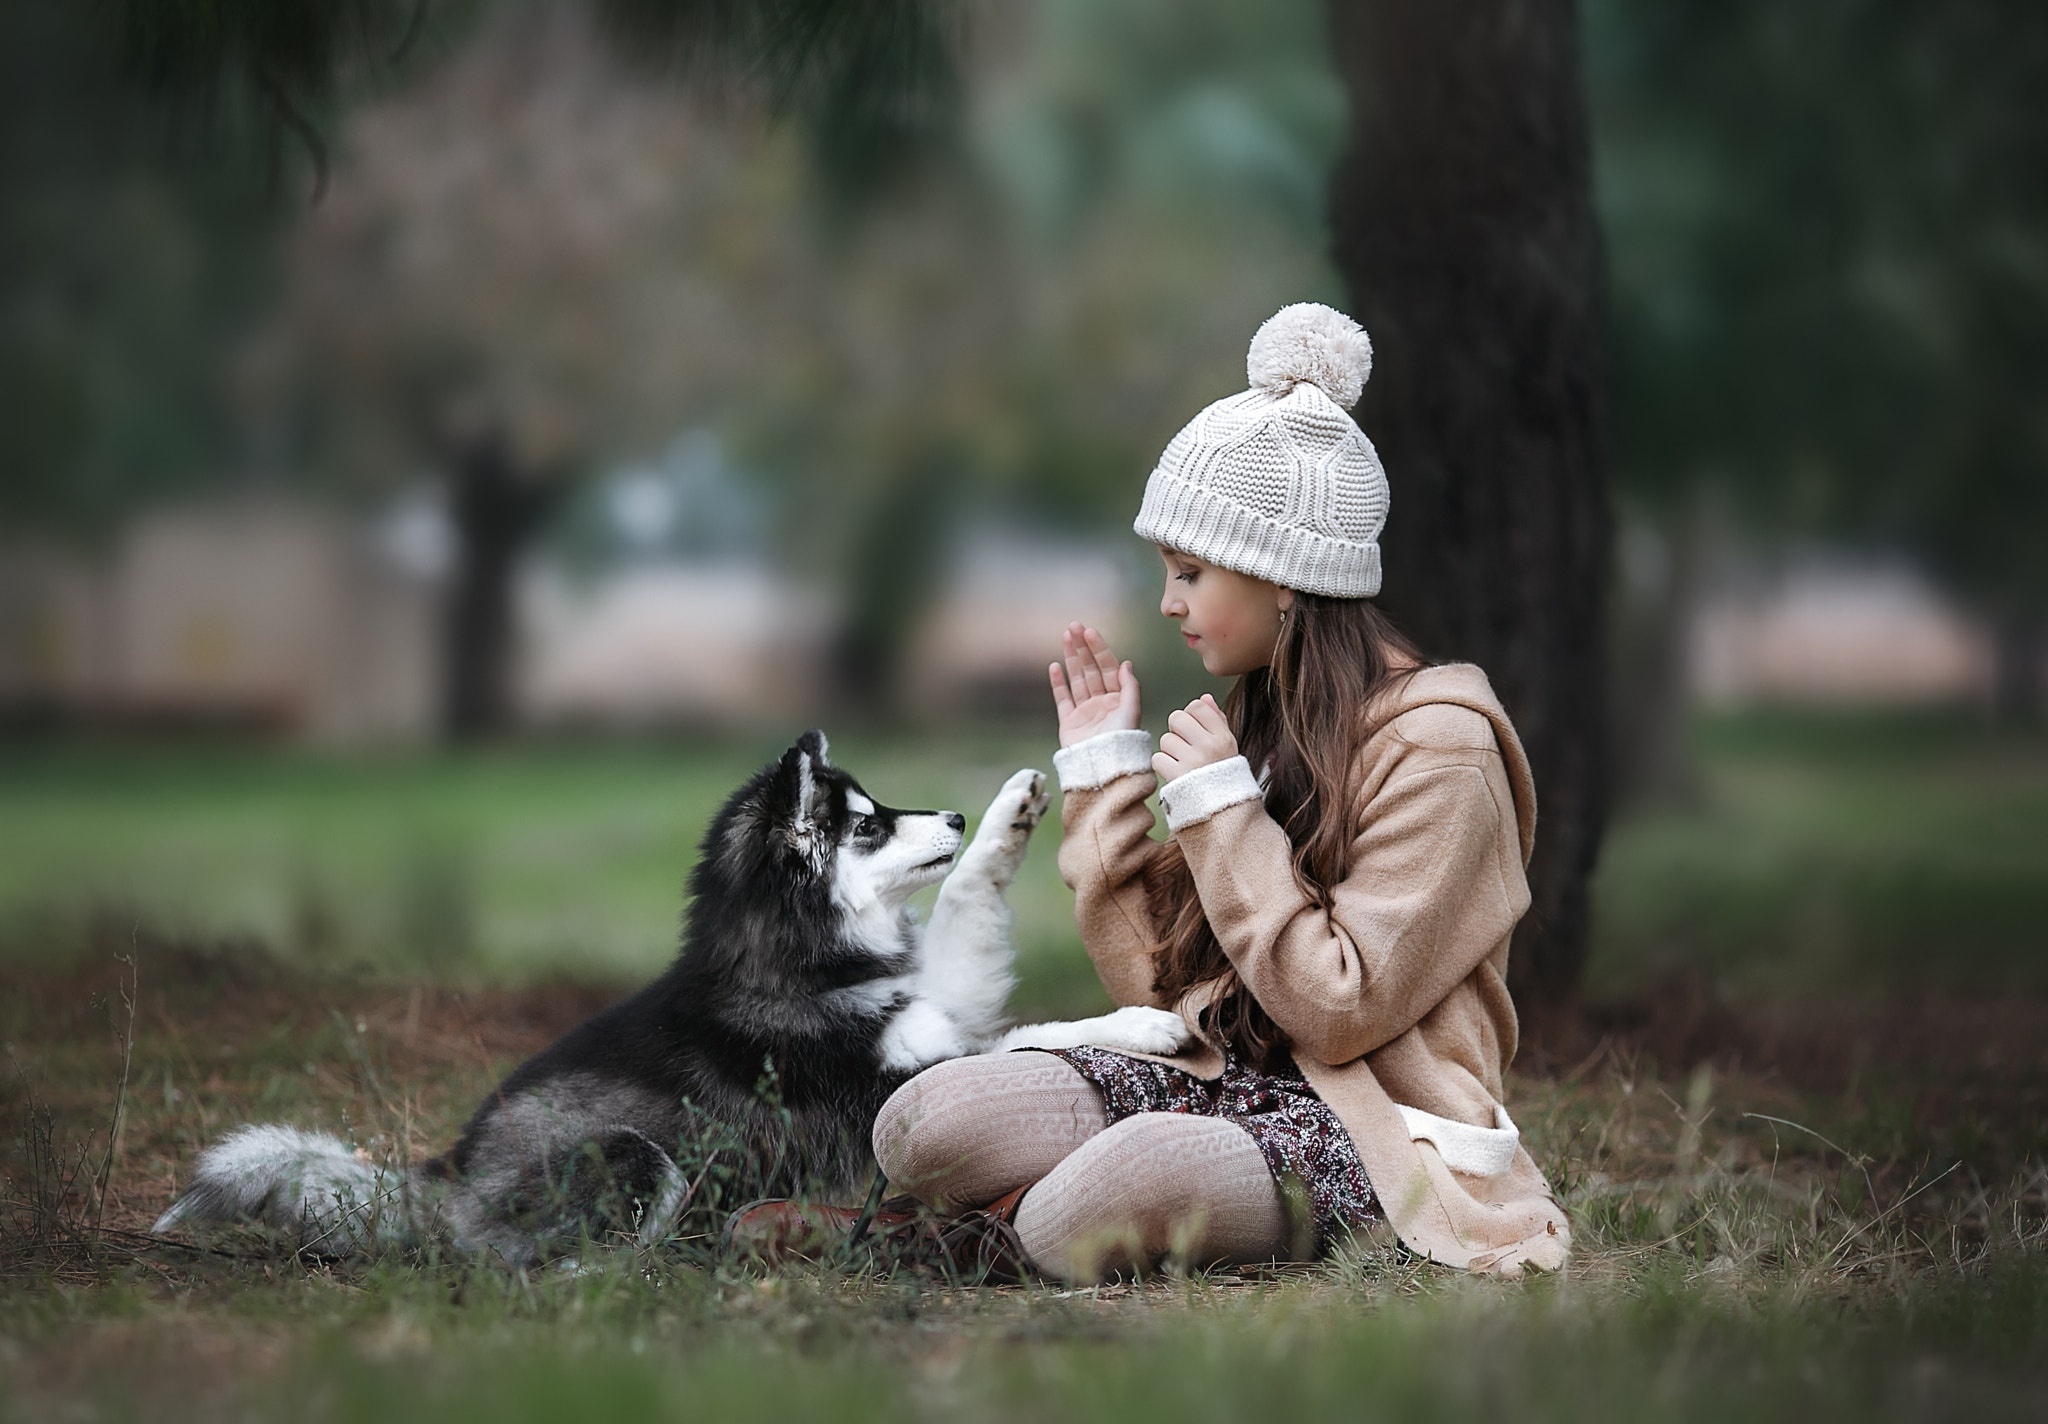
[1143, 594, 1424, 1071]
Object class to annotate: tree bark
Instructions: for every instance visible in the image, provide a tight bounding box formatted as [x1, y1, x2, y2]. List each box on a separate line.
[441, 431, 558, 741]
[1991, 611, 2044, 727]
[829, 447, 955, 721]
[1325, 0, 1612, 1019]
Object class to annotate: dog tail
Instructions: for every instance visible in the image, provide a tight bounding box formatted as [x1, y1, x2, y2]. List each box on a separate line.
[152, 1124, 424, 1256]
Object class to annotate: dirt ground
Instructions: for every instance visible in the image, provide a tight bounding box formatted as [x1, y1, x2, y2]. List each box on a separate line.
[4, 945, 2046, 1422]
[5, 941, 2045, 1251]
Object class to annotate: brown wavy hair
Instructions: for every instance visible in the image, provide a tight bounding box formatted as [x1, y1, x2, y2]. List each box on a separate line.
[1142, 594, 1424, 1071]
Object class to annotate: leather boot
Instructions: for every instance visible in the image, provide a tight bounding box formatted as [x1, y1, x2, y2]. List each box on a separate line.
[720, 1193, 921, 1266]
[722, 1184, 1036, 1285]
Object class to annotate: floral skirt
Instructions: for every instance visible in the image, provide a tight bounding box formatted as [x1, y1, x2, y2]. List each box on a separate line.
[1043, 1044, 1383, 1254]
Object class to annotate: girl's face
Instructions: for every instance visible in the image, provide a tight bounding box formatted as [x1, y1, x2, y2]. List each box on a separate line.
[1157, 545, 1295, 678]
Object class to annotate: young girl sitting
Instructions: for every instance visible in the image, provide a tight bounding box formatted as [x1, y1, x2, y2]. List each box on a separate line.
[872, 302, 1570, 1279]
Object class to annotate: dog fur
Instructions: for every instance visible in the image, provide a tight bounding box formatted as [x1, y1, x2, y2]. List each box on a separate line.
[153, 731, 1190, 1266]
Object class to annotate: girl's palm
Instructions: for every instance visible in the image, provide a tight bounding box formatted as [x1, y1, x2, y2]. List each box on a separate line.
[1050, 623, 1141, 748]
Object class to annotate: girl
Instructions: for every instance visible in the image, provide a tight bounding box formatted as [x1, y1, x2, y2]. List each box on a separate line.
[872, 303, 1569, 1279]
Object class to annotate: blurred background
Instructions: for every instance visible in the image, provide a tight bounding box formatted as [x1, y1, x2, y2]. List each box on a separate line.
[2, 0, 2043, 1022]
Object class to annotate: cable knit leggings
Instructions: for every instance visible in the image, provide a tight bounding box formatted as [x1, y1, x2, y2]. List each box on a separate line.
[871, 1051, 1296, 1282]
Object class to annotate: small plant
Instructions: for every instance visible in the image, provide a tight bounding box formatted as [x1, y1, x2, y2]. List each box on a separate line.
[2, 954, 137, 1284]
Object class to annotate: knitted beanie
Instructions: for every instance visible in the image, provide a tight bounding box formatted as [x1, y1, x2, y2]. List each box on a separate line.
[1133, 302, 1388, 598]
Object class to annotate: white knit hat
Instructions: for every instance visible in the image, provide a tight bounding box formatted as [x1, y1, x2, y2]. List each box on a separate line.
[1133, 302, 1389, 598]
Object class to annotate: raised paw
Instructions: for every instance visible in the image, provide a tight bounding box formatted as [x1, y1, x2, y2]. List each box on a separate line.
[948, 769, 1049, 895]
[975, 768, 1048, 842]
[1088, 1005, 1196, 1057]
[1002, 768, 1049, 832]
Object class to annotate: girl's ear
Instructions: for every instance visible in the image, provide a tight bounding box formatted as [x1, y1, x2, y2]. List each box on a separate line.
[1277, 587, 1296, 614]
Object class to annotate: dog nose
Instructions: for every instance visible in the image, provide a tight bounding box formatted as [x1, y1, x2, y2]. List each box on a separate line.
[945, 812, 966, 832]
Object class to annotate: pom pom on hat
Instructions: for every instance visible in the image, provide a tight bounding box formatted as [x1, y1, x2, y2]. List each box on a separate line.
[1246, 301, 1373, 409]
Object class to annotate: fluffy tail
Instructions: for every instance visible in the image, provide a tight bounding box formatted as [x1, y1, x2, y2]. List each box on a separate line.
[153, 1124, 424, 1256]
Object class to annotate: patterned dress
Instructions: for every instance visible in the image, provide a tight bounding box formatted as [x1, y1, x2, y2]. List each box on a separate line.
[1044, 1043, 1383, 1254]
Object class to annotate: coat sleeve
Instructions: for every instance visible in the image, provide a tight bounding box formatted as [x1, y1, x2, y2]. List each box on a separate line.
[1164, 748, 1525, 1063]
[1051, 729, 1169, 1009]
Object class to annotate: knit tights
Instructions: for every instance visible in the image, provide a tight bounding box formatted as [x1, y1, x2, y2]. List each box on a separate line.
[871, 1051, 1291, 1282]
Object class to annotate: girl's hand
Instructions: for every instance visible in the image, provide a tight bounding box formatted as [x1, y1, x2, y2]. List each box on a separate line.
[1050, 622, 1141, 749]
[1153, 694, 1238, 782]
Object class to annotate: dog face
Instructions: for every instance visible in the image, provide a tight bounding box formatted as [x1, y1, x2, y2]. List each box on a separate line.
[721, 730, 965, 911]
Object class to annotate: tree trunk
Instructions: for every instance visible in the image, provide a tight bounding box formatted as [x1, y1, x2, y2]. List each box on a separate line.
[1325, 0, 1612, 1020]
[441, 431, 558, 741]
[1991, 610, 2044, 726]
[829, 447, 955, 721]
[1611, 491, 1709, 809]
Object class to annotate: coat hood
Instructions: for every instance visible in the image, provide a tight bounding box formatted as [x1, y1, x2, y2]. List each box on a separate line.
[1362, 663, 1537, 867]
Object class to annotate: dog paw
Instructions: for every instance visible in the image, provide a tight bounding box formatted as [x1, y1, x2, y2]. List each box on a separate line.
[1000, 768, 1049, 833]
[972, 769, 1046, 849]
[1089, 1005, 1196, 1056]
[948, 770, 1049, 895]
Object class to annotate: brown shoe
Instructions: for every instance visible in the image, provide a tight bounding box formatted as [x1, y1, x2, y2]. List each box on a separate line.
[721, 1194, 920, 1266]
[851, 1184, 1032, 1285]
[723, 1185, 1035, 1285]
[912, 1183, 1032, 1286]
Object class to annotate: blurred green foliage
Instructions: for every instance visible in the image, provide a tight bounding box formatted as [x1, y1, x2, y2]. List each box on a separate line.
[0, 8, 282, 534]
[1590, 0, 2048, 625]
[8, 0, 2042, 637]
[2, 0, 1344, 538]
[3, 712, 2042, 1006]
[1588, 709, 2048, 996]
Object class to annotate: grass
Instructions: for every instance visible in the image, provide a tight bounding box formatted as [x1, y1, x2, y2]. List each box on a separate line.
[1586, 709, 2048, 997]
[3, 709, 2047, 1419]
[3, 945, 2044, 1420]
[5, 710, 2045, 1007]
[7, 1265, 2046, 1422]
[0, 726, 1112, 1015]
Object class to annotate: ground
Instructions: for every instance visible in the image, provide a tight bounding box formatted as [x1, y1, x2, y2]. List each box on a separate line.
[3, 712, 2045, 1420]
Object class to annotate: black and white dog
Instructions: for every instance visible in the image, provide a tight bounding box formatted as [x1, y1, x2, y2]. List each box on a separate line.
[153, 731, 1189, 1266]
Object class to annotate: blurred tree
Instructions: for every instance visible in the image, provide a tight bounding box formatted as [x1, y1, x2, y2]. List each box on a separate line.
[251, 4, 849, 738]
[31, 0, 1363, 737]
[99, 0, 961, 206]
[0, 8, 279, 536]
[1590, 0, 2048, 722]
[789, 0, 1347, 715]
[1326, 0, 1612, 1017]
[215, 0, 1348, 733]
[96, 0, 967, 737]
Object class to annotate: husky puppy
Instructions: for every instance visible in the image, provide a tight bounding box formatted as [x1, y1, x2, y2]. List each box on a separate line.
[153, 731, 1190, 1266]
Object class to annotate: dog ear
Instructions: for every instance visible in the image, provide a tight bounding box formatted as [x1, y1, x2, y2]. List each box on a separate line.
[797, 728, 830, 767]
[773, 737, 829, 841]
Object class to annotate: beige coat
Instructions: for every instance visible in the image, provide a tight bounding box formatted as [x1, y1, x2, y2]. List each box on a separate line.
[1049, 663, 1568, 1274]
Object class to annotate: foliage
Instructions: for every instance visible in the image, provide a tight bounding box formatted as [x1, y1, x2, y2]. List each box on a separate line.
[0, 9, 281, 534]
[1588, 0, 2048, 621]
[100, 0, 963, 197]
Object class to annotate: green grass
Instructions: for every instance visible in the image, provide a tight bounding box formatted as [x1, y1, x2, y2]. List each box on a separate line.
[5, 1261, 2046, 1422]
[0, 727, 1113, 1016]
[4, 711, 2047, 1420]
[6, 709, 2046, 1007]
[1587, 710, 2048, 997]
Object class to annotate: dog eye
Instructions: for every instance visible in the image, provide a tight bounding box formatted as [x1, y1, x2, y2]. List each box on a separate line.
[852, 814, 878, 837]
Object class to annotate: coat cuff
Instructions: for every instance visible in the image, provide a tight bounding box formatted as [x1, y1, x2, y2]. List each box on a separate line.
[1396, 1103, 1521, 1178]
[1159, 755, 1263, 831]
[1053, 729, 1156, 792]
